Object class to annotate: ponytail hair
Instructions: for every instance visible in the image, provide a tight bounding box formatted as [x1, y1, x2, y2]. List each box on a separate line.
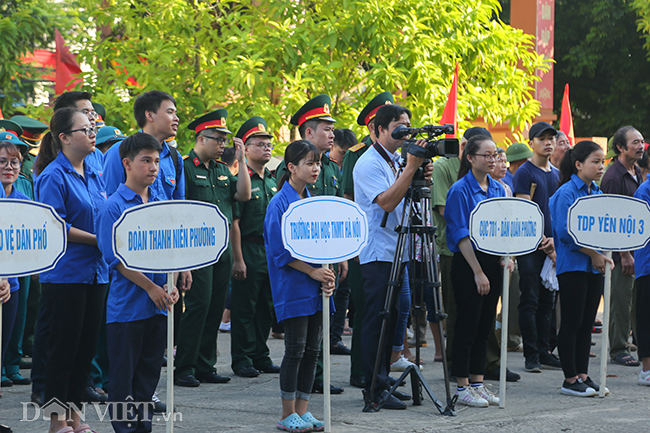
[558, 140, 602, 186]
[458, 134, 493, 180]
[277, 139, 321, 190]
[34, 107, 79, 175]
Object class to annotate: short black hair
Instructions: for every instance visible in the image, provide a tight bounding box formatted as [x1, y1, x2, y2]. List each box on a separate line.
[221, 147, 237, 166]
[53, 91, 93, 112]
[133, 90, 177, 129]
[298, 118, 331, 139]
[612, 125, 638, 155]
[374, 104, 412, 137]
[120, 132, 162, 161]
[333, 129, 357, 151]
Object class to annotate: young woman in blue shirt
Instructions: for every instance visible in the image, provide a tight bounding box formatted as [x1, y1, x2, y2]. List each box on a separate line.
[444, 135, 506, 408]
[549, 140, 614, 397]
[264, 140, 336, 433]
[34, 108, 108, 433]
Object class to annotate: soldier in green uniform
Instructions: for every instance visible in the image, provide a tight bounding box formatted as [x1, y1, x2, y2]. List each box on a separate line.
[175, 109, 251, 387]
[10, 116, 48, 185]
[230, 116, 281, 377]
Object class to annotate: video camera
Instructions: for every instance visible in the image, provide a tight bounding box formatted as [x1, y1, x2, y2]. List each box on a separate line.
[392, 124, 460, 159]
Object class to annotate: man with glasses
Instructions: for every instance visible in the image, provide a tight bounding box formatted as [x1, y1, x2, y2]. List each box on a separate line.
[229, 116, 280, 377]
[174, 109, 251, 387]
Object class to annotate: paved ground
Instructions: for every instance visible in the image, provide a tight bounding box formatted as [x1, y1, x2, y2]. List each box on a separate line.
[1, 324, 649, 432]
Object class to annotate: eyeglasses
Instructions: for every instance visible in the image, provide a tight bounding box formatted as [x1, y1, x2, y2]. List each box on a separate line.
[204, 136, 230, 146]
[249, 142, 274, 150]
[0, 158, 21, 170]
[65, 127, 97, 137]
[474, 153, 499, 162]
[80, 109, 98, 119]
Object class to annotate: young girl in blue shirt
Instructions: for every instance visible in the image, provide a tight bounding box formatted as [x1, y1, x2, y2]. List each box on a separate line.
[444, 135, 505, 408]
[549, 140, 614, 397]
[34, 108, 108, 433]
[264, 140, 336, 433]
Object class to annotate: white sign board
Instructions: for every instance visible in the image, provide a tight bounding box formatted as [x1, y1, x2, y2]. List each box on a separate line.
[469, 197, 544, 256]
[113, 200, 229, 272]
[0, 199, 67, 277]
[281, 196, 368, 264]
[567, 194, 650, 251]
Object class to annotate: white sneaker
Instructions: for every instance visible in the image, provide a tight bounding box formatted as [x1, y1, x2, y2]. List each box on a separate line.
[473, 384, 499, 406]
[390, 355, 422, 372]
[219, 321, 231, 332]
[639, 370, 650, 386]
[406, 328, 414, 339]
[455, 387, 488, 408]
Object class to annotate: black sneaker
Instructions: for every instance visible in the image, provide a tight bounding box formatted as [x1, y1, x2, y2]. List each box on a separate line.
[583, 376, 609, 395]
[540, 353, 562, 370]
[524, 359, 542, 373]
[560, 378, 597, 397]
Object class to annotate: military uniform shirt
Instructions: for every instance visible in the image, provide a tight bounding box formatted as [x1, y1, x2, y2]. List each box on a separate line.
[275, 153, 342, 197]
[340, 135, 372, 196]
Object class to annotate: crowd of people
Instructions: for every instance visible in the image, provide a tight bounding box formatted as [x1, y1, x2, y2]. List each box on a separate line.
[0, 89, 649, 433]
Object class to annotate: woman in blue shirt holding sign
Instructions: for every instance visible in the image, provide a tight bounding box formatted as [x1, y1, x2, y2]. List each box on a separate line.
[549, 140, 614, 397]
[264, 140, 336, 433]
[34, 108, 108, 433]
[444, 135, 505, 408]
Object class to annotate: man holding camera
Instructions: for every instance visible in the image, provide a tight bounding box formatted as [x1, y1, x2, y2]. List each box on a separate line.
[353, 104, 433, 409]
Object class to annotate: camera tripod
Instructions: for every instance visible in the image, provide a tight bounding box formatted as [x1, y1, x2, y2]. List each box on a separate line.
[362, 169, 456, 415]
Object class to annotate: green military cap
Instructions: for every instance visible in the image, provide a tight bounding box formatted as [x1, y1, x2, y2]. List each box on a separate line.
[10, 115, 48, 147]
[606, 136, 616, 160]
[236, 116, 273, 143]
[290, 94, 336, 126]
[187, 108, 231, 134]
[357, 92, 394, 126]
[506, 142, 533, 162]
[92, 102, 107, 127]
[0, 120, 28, 150]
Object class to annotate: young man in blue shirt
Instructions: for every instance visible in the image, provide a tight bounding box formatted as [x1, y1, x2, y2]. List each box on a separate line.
[97, 132, 180, 433]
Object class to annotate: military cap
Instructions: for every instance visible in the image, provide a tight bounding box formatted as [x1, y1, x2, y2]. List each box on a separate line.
[290, 94, 336, 126]
[96, 125, 127, 146]
[236, 116, 273, 143]
[357, 92, 394, 126]
[187, 109, 231, 134]
[506, 142, 533, 162]
[0, 120, 28, 149]
[10, 115, 48, 147]
[0, 128, 28, 150]
[93, 102, 106, 127]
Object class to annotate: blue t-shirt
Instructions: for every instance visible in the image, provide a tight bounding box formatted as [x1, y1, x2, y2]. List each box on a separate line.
[2, 186, 23, 292]
[444, 170, 505, 253]
[549, 174, 602, 276]
[34, 152, 108, 284]
[513, 160, 559, 238]
[97, 184, 168, 323]
[634, 181, 650, 278]
[264, 181, 334, 322]
[103, 138, 184, 199]
[503, 169, 514, 191]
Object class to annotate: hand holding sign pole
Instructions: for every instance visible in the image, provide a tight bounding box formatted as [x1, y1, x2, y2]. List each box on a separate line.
[281, 196, 368, 433]
[470, 197, 544, 408]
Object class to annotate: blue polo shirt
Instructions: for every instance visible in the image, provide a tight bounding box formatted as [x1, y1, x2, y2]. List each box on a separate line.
[353, 143, 408, 264]
[34, 152, 108, 284]
[444, 170, 505, 253]
[634, 180, 650, 278]
[549, 174, 601, 276]
[85, 149, 104, 174]
[97, 184, 168, 323]
[102, 138, 184, 199]
[264, 181, 334, 322]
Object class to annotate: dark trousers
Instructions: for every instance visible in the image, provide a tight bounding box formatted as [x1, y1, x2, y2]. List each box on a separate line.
[440, 255, 456, 365]
[557, 271, 603, 378]
[175, 247, 232, 377]
[43, 282, 108, 410]
[230, 270, 274, 373]
[4, 276, 29, 376]
[361, 261, 402, 397]
[518, 249, 555, 361]
[108, 315, 166, 433]
[280, 312, 323, 401]
[450, 251, 502, 379]
[348, 259, 365, 377]
[331, 274, 351, 345]
[636, 276, 650, 360]
[23, 278, 40, 357]
[1, 292, 19, 371]
[30, 280, 52, 394]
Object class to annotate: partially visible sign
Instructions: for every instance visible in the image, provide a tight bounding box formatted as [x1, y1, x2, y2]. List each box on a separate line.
[281, 196, 368, 264]
[469, 198, 544, 256]
[0, 199, 67, 277]
[113, 200, 229, 272]
[567, 195, 650, 251]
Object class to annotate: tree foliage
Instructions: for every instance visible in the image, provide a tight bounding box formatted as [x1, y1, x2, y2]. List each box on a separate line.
[77, 0, 548, 154]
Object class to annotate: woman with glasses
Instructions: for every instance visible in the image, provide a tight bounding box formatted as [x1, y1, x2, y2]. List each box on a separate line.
[444, 134, 507, 408]
[33, 107, 108, 433]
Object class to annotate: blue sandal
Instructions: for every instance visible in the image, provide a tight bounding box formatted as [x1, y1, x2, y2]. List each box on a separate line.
[301, 412, 324, 431]
[277, 413, 313, 432]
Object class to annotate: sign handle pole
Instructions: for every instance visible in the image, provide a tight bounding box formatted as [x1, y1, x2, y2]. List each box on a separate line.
[322, 264, 331, 433]
[0, 278, 4, 384]
[499, 256, 510, 409]
[599, 251, 613, 398]
[167, 272, 175, 433]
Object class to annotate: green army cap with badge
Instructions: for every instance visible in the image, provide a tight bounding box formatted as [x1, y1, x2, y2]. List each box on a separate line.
[290, 94, 336, 126]
[236, 116, 273, 143]
[187, 108, 231, 134]
[92, 102, 106, 127]
[0, 119, 28, 150]
[10, 116, 48, 147]
[357, 91, 394, 126]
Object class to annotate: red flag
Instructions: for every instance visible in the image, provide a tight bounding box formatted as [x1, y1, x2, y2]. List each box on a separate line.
[560, 83, 575, 146]
[440, 63, 459, 138]
[21, 50, 57, 81]
[55, 29, 82, 94]
[0, 107, 3, 119]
